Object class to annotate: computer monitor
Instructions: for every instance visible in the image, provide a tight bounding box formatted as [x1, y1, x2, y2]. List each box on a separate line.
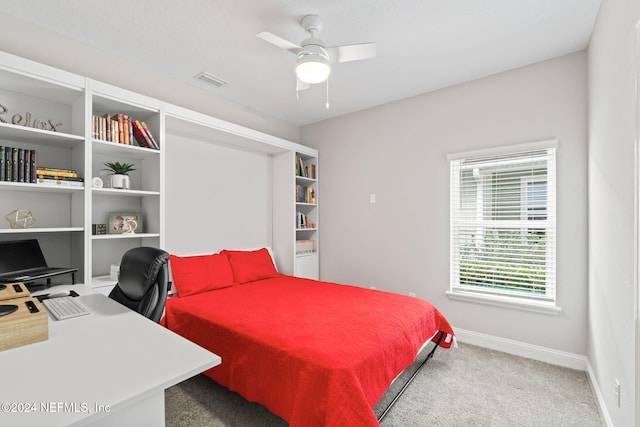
[0, 239, 48, 273]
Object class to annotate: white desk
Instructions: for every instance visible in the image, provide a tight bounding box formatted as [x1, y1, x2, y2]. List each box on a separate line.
[0, 284, 221, 426]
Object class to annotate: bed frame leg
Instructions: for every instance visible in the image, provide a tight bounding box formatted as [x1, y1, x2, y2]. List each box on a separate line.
[377, 332, 444, 423]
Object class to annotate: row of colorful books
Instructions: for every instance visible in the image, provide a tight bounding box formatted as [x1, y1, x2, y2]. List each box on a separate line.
[35, 167, 84, 187]
[0, 146, 84, 187]
[92, 113, 159, 149]
[0, 146, 37, 183]
[296, 211, 317, 229]
[295, 239, 317, 255]
[295, 185, 316, 204]
[295, 154, 317, 179]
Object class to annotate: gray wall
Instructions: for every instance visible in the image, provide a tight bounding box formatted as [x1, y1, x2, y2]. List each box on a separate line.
[301, 52, 588, 356]
[588, 0, 640, 425]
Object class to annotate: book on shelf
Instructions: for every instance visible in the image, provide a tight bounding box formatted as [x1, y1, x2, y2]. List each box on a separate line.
[296, 211, 316, 229]
[30, 150, 37, 183]
[304, 163, 316, 180]
[295, 154, 317, 179]
[35, 166, 82, 187]
[296, 154, 305, 177]
[295, 184, 316, 204]
[17, 148, 24, 182]
[36, 177, 84, 187]
[92, 114, 159, 149]
[36, 167, 78, 178]
[36, 174, 84, 182]
[140, 121, 159, 149]
[132, 120, 156, 149]
[295, 239, 317, 255]
[0, 146, 37, 183]
[0, 146, 4, 180]
[24, 149, 31, 184]
[11, 147, 18, 182]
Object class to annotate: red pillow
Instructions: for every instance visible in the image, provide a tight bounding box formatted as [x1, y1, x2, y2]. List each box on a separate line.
[222, 248, 278, 284]
[169, 253, 233, 296]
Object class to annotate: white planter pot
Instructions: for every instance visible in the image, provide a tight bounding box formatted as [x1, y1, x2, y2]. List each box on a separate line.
[110, 174, 130, 189]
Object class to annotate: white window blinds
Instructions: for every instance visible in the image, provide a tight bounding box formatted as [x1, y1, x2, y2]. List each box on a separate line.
[449, 141, 556, 301]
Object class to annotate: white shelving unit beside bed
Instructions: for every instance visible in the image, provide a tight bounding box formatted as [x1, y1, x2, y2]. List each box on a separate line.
[273, 150, 319, 280]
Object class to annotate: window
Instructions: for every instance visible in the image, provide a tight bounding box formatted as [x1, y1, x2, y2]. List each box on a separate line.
[447, 140, 557, 311]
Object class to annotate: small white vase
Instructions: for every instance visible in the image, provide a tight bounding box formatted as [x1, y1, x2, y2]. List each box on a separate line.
[110, 174, 130, 189]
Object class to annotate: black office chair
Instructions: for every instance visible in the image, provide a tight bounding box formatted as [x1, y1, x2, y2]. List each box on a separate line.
[108, 247, 170, 322]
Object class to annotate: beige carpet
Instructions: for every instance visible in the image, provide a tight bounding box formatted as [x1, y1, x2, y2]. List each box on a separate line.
[165, 342, 603, 426]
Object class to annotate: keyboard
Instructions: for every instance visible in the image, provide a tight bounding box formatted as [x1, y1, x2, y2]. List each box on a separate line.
[42, 296, 90, 320]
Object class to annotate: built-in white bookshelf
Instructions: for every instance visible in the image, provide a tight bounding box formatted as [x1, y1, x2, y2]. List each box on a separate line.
[88, 82, 163, 294]
[0, 53, 85, 284]
[0, 50, 319, 291]
[273, 150, 319, 280]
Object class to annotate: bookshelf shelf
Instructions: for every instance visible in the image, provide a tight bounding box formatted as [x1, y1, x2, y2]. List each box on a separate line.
[92, 139, 160, 158]
[91, 233, 161, 240]
[0, 181, 84, 193]
[296, 175, 317, 184]
[92, 188, 160, 197]
[296, 251, 318, 258]
[0, 227, 83, 234]
[0, 122, 84, 146]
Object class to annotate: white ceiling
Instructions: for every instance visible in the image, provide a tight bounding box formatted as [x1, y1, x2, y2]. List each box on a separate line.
[2, 0, 601, 127]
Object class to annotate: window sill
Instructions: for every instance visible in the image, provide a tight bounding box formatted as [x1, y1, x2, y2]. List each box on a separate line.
[445, 290, 562, 315]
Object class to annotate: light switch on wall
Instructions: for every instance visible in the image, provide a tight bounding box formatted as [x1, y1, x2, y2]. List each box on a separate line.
[370, 194, 376, 204]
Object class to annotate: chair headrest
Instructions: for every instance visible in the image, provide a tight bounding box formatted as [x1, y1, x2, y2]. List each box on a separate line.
[118, 247, 169, 300]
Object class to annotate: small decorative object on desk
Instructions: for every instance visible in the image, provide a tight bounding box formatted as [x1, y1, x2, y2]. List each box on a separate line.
[5, 209, 36, 229]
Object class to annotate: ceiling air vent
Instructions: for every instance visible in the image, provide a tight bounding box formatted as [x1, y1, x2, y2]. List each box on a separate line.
[194, 71, 228, 88]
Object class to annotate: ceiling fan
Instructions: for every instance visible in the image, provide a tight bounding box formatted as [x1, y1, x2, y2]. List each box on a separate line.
[257, 14, 376, 89]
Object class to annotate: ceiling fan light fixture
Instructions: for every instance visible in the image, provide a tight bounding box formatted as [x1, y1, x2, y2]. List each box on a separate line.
[295, 53, 331, 84]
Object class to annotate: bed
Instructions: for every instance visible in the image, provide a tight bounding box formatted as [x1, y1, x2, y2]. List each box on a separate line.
[162, 248, 454, 427]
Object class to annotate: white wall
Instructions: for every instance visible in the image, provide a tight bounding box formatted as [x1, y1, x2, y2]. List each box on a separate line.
[301, 52, 588, 356]
[164, 132, 273, 255]
[0, 12, 299, 143]
[588, 0, 640, 425]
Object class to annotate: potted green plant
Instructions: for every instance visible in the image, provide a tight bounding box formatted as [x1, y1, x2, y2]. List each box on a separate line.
[103, 161, 136, 189]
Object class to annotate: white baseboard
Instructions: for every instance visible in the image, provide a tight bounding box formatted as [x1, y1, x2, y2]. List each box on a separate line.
[453, 327, 611, 426]
[453, 327, 587, 370]
[585, 359, 614, 427]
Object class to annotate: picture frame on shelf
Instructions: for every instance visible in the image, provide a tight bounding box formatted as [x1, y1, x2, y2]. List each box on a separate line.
[107, 212, 143, 234]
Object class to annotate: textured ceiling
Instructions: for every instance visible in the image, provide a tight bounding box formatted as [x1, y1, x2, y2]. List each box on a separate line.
[2, 0, 601, 126]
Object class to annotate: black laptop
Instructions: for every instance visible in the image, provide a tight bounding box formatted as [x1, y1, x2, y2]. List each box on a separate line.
[0, 239, 77, 284]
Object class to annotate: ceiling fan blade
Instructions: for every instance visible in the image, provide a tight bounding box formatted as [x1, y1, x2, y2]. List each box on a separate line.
[257, 31, 305, 55]
[326, 42, 376, 63]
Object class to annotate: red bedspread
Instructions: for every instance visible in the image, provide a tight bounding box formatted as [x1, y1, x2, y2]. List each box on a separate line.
[163, 275, 454, 427]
